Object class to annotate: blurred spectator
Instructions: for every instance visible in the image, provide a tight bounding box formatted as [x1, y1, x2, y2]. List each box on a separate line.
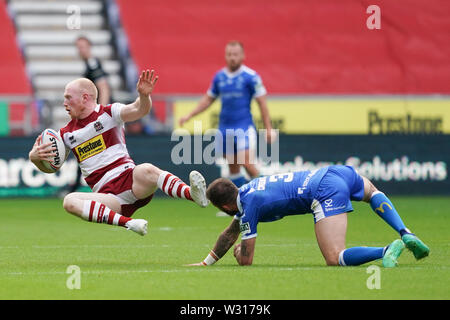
[75, 36, 111, 105]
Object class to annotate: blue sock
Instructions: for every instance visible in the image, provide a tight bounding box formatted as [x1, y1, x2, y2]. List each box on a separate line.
[338, 246, 387, 266]
[370, 192, 409, 236]
[229, 174, 248, 188]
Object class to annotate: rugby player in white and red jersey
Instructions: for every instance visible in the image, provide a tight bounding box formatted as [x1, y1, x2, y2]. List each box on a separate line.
[29, 70, 209, 236]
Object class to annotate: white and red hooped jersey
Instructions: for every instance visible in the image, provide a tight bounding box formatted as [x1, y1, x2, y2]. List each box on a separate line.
[59, 103, 135, 193]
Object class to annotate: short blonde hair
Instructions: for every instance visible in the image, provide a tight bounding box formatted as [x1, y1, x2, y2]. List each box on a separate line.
[226, 40, 244, 51]
[66, 78, 98, 101]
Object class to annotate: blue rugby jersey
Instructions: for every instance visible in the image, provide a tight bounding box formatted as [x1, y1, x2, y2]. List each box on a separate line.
[235, 168, 328, 239]
[207, 65, 266, 130]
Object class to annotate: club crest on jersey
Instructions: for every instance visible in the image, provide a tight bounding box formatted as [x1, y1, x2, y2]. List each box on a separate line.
[75, 135, 106, 162]
[94, 121, 104, 132]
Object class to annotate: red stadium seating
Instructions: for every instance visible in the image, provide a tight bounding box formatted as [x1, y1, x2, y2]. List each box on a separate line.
[0, 1, 31, 94]
[118, 0, 450, 94]
[0, 1, 34, 136]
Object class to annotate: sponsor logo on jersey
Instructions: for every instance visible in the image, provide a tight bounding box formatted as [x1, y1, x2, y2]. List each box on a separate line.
[240, 222, 250, 234]
[75, 135, 106, 162]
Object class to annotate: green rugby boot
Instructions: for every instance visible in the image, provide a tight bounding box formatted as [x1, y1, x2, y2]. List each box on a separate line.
[402, 234, 430, 260]
[382, 239, 405, 268]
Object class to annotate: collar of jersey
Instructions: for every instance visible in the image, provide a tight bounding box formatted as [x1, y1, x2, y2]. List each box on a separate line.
[75, 104, 101, 127]
[222, 65, 245, 78]
[236, 193, 243, 214]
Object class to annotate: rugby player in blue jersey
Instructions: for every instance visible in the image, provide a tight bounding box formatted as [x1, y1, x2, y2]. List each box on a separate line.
[188, 165, 429, 267]
[179, 41, 275, 187]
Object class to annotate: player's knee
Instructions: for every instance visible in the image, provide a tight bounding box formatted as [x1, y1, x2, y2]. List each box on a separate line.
[362, 177, 379, 202]
[325, 258, 339, 266]
[137, 163, 160, 181]
[324, 251, 341, 266]
[62, 194, 77, 213]
[142, 163, 157, 173]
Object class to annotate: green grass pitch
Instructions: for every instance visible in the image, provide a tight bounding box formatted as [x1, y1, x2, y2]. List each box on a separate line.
[0, 196, 448, 300]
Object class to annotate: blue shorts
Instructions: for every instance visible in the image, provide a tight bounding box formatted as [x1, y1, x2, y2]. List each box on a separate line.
[215, 125, 257, 155]
[311, 165, 365, 223]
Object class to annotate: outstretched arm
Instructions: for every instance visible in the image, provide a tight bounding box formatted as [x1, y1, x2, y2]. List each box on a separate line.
[255, 95, 275, 144]
[120, 69, 159, 123]
[187, 218, 241, 266]
[178, 94, 216, 127]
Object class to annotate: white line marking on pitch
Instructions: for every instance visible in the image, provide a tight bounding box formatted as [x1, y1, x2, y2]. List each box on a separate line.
[0, 243, 314, 249]
[3, 265, 448, 277]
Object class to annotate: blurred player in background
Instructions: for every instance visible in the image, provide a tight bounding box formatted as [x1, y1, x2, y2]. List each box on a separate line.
[179, 41, 275, 188]
[188, 165, 430, 267]
[29, 70, 209, 236]
[76, 36, 111, 105]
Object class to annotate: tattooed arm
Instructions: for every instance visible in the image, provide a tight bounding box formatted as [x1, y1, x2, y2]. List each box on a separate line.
[233, 238, 256, 266]
[187, 219, 241, 266]
[212, 218, 241, 258]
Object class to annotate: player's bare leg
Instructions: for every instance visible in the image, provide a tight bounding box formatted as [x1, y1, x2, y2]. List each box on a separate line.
[133, 163, 208, 207]
[315, 212, 399, 267]
[241, 149, 259, 179]
[132, 163, 161, 199]
[361, 176, 378, 203]
[63, 192, 121, 216]
[314, 213, 347, 266]
[228, 162, 241, 176]
[227, 149, 258, 188]
[62, 192, 148, 236]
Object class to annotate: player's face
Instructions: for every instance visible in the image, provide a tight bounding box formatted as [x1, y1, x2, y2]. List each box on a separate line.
[217, 202, 239, 216]
[63, 86, 84, 119]
[225, 45, 245, 72]
[76, 39, 91, 60]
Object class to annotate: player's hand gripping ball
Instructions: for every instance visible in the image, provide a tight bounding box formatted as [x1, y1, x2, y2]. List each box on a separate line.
[39, 128, 67, 172]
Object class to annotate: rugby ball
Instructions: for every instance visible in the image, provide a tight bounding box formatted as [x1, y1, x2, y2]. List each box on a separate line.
[39, 128, 67, 172]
